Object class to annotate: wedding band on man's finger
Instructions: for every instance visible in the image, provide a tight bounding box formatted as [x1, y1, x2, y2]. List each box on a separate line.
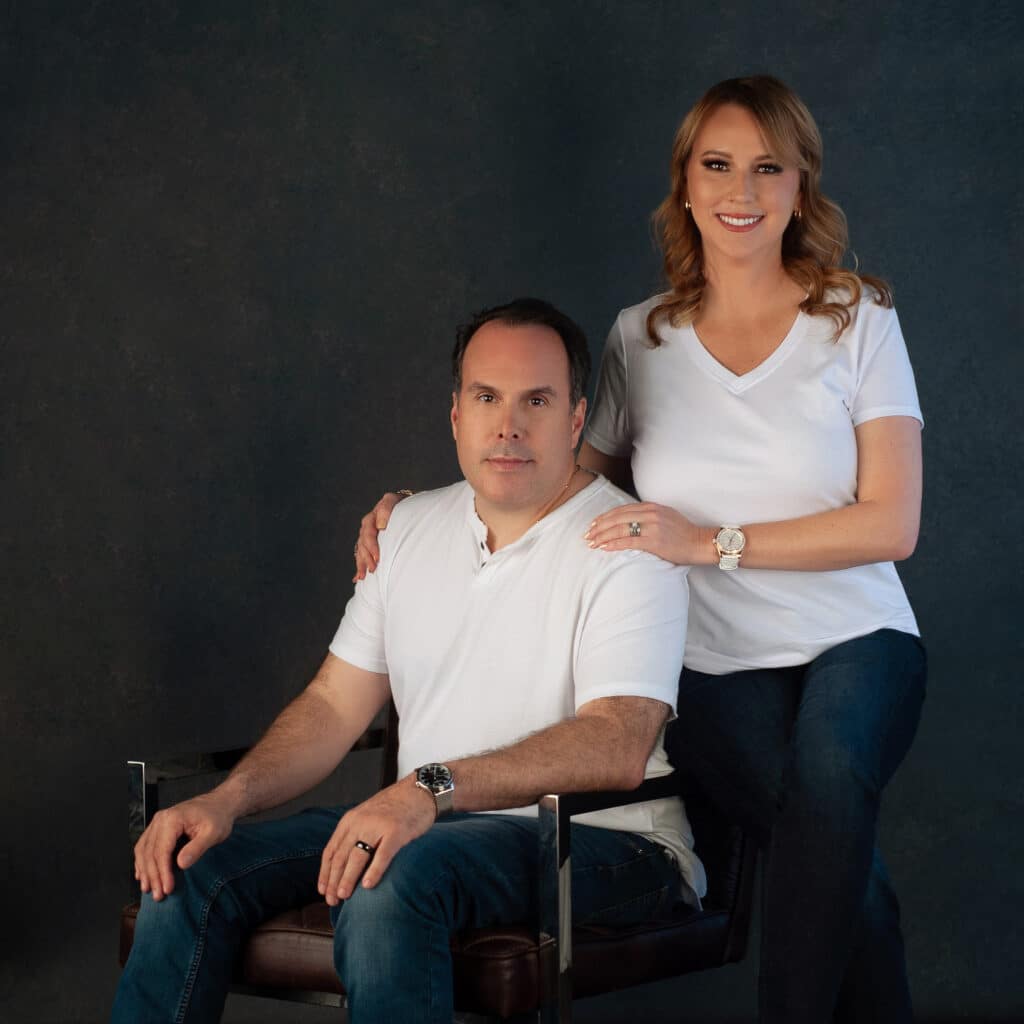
[628, 520, 642, 538]
[354, 840, 376, 856]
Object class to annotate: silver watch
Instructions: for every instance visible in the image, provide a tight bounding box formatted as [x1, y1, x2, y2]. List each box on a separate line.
[713, 525, 746, 570]
[414, 762, 455, 817]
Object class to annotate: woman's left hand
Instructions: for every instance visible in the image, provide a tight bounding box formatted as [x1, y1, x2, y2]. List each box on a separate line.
[583, 502, 713, 566]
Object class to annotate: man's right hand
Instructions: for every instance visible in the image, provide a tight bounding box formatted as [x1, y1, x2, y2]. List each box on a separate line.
[352, 492, 408, 581]
[134, 791, 237, 901]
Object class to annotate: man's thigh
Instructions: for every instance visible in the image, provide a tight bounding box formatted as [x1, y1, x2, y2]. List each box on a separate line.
[337, 813, 683, 932]
[169, 805, 346, 925]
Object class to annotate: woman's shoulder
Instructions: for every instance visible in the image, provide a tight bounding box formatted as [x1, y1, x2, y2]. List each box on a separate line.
[818, 282, 898, 339]
[612, 292, 675, 343]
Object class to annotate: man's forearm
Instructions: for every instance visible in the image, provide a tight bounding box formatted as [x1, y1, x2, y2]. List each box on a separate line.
[447, 697, 667, 813]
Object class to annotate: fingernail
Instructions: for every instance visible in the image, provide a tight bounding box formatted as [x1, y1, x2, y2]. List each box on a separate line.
[587, 541, 596, 548]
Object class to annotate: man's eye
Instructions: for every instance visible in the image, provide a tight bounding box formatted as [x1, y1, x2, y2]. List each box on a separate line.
[529, 397, 548, 407]
[702, 159, 728, 172]
[476, 393, 495, 403]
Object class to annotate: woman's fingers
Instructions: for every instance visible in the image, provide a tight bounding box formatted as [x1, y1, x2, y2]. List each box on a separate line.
[352, 493, 408, 581]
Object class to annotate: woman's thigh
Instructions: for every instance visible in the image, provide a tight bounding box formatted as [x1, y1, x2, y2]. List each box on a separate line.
[666, 630, 926, 834]
[666, 664, 800, 838]
[791, 629, 926, 794]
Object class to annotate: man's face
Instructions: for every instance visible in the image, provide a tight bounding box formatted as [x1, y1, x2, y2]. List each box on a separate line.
[451, 321, 585, 518]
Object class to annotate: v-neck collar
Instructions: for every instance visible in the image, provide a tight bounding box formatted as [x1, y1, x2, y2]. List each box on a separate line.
[680, 311, 807, 394]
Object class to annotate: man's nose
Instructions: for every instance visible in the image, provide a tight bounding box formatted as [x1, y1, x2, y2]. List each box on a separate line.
[497, 408, 523, 439]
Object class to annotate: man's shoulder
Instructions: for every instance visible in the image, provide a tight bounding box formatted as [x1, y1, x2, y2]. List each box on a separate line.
[560, 477, 690, 582]
[387, 481, 468, 529]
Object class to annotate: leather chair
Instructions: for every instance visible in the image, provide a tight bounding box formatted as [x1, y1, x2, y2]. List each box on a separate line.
[119, 706, 756, 1022]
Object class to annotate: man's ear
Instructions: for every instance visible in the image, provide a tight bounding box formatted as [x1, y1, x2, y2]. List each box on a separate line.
[570, 397, 587, 448]
[450, 392, 459, 441]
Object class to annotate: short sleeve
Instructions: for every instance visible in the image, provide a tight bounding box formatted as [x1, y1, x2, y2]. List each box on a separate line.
[584, 314, 632, 457]
[851, 305, 923, 428]
[573, 554, 688, 712]
[329, 560, 389, 674]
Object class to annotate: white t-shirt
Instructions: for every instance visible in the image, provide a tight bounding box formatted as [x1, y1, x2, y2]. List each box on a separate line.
[330, 475, 705, 899]
[585, 293, 922, 674]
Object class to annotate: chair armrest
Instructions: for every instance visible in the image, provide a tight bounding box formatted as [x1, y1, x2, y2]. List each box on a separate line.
[540, 772, 680, 818]
[125, 725, 389, 901]
[535, 773, 683, 1022]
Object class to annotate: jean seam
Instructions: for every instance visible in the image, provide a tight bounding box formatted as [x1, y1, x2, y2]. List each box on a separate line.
[174, 846, 323, 1024]
[571, 844, 663, 877]
[578, 883, 672, 923]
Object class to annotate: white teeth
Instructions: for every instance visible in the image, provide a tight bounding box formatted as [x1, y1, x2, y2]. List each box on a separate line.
[718, 214, 762, 226]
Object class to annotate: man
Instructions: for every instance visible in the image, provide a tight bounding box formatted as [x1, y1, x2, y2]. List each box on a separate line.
[114, 298, 704, 1024]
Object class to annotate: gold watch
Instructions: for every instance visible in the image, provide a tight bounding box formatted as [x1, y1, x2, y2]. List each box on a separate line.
[713, 526, 746, 570]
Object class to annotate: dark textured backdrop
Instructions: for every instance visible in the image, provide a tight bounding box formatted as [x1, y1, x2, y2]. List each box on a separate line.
[2, 2, 1021, 1022]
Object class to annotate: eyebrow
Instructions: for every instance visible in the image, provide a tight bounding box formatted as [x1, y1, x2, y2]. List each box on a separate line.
[699, 148, 776, 161]
[465, 382, 560, 398]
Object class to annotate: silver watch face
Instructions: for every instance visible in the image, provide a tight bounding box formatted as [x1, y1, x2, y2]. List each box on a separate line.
[717, 528, 745, 553]
[417, 762, 453, 793]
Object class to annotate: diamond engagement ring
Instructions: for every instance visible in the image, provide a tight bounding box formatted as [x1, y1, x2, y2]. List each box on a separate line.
[628, 521, 641, 538]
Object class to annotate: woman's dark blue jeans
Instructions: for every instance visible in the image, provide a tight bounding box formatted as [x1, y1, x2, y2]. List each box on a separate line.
[665, 628, 926, 1024]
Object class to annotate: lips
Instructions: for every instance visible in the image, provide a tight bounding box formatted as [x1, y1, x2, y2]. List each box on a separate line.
[486, 455, 533, 471]
[715, 213, 764, 231]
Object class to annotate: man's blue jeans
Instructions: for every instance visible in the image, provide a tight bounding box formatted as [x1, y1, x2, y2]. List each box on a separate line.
[112, 807, 687, 1024]
[665, 628, 927, 1024]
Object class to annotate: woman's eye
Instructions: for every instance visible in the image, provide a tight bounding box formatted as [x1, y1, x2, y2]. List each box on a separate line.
[757, 163, 784, 174]
[702, 159, 728, 172]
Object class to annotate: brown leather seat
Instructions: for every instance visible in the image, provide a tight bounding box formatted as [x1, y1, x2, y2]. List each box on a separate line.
[119, 710, 756, 1021]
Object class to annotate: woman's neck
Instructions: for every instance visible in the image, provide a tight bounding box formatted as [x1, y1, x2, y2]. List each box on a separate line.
[699, 254, 802, 322]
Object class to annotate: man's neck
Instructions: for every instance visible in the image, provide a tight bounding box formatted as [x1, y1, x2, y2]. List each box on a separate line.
[477, 463, 594, 553]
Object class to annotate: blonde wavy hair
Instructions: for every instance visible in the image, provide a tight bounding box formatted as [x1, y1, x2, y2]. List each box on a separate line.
[648, 76, 891, 345]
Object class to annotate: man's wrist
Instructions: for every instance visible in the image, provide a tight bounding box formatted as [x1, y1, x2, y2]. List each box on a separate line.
[210, 776, 252, 821]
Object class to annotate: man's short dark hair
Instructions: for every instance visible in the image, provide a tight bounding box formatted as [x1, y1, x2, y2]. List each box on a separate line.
[452, 298, 591, 408]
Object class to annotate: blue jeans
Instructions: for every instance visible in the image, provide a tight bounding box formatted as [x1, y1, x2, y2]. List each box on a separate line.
[665, 628, 927, 1024]
[112, 806, 687, 1023]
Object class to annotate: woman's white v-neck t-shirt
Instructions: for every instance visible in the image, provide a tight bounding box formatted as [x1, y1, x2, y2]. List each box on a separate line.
[585, 292, 922, 674]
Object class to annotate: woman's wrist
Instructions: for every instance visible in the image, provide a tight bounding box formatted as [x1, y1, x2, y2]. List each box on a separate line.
[692, 525, 720, 566]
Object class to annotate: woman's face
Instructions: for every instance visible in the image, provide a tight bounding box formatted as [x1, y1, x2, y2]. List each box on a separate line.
[684, 103, 802, 270]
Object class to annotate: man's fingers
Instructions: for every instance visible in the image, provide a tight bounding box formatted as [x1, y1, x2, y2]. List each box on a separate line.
[177, 830, 215, 870]
[359, 837, 396, 890]
[324, 843, 351, 906]
[336, 842, 374, 900]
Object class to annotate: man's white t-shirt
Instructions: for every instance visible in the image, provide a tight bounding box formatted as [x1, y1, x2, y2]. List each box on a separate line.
[330, 475, 705, 899]
[585, 293, 922, 674]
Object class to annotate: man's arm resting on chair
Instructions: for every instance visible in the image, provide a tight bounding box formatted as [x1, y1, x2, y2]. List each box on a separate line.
[319, 695, 669, 905]
[134, 652, 390, 901]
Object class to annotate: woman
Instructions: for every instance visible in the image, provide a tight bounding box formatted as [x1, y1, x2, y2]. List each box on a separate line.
[356, 77, 925, 1023]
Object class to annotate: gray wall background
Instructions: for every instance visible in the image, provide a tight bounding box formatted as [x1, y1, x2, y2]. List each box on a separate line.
[2, 2, 1021, 1021]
